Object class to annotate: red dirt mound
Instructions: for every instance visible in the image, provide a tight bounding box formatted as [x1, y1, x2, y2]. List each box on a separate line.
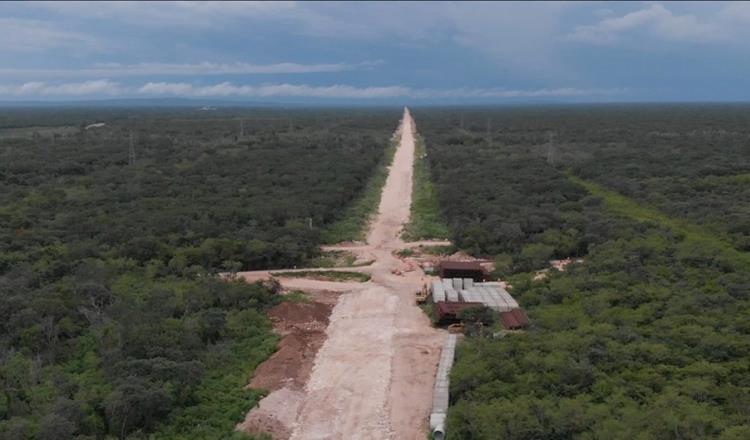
[249, 300, 333, 391]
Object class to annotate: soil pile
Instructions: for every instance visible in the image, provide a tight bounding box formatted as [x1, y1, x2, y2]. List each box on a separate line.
[238, 298, 333, 438]
[251, 301, 332, 390]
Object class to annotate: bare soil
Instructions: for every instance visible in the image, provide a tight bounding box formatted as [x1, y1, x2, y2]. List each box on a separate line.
[237, 387, 303, 440]
[289, 109, 443, 440]
[251, 300, 333, 390]
[238, 292, 335, 438]
[238, 109, 444, 440]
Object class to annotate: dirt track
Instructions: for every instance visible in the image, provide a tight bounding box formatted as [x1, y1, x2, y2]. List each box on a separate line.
[240, 109, 444, 439]
[289, 109, 443, 440]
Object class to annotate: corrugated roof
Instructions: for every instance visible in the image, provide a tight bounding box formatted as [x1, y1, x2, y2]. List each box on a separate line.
[435, 301, 484, 315]
[500, 309, 529, 329]
[500, 311, 521, 329]
[511, 308, 529, 326]
[435, 301, 485, 323]
[439, 261, 485, 271]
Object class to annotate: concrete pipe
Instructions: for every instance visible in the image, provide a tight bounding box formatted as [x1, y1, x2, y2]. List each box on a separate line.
[430, 413, 446, 440]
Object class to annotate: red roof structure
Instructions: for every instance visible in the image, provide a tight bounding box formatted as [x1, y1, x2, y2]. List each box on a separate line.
[438, 261, 488, 281]
[435, 301, 485, 324]
[500, 309, 529, 330]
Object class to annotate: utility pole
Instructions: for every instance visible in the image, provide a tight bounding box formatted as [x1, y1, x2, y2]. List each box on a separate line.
[546, 132, 556, 165]
[128, 132, 136, 166]
[308, 217, 313, 230]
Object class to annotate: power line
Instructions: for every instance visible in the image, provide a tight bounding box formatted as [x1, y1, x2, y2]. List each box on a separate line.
[129, 131, 136, 166]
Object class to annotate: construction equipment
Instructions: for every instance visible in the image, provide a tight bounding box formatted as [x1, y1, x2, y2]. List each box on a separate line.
[415, 282, 429, 304]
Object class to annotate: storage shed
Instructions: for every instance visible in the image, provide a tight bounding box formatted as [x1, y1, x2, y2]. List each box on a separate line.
[438, 261, 487, 281]
[499, 309, 530, 330]
[435, 302, 485, 324]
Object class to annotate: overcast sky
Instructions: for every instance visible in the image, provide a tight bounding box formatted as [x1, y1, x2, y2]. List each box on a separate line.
[2, 1, 750, 103]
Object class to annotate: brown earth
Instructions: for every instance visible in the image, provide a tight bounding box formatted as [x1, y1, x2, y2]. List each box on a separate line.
[289, 109, 444, 440]
[250, 300, 333, 390]
[236, 386, 303, 440]
[237, 293, 335, 438]
[238, 109, 445, 440]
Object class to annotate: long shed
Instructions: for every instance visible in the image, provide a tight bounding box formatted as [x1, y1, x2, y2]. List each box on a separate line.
[435, 301, 484, 324]
[500, 309, 530, 330]
[438, 261, 487, 281]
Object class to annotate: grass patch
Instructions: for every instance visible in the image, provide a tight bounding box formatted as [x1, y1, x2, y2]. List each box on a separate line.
[699, 172, 750, 185]
[402, 135, 451, 241]
[307, 250, 372, 268]
[308, 250, 358, 268]
[420, 302, 437, 325]
[271, 270, 371, 282]
[567, 171, 750, 268]
[395, 248, 415, 258]
[396, 244, 455, 258]
[322, 139, 397, 243]
[282, 290, 311, 303]
[419, 244, 456, 256]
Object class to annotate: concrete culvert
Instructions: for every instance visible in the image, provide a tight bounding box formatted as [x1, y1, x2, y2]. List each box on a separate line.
[430, 413, 446, 439]
[430, 335, 457, 440]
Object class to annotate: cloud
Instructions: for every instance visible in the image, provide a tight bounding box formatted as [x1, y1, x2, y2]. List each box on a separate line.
[0, 80, 121, 96]
[0, 79, 620, 100]
[442, 2, 571, 74]
[137, 82, 414, 98]
[27, 1, 299, 29]
[0, 18, 106, 53]
[0, 61, 383, 78]
[718, 2, 750, 24]
[136, 81, 617, 99]
[19, 2, 573, 78]
[566, 3, 725, 44]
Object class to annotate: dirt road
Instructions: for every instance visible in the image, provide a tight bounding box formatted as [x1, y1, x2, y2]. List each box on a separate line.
[288, 108, 443, 440]
[239, 109, 444, 440]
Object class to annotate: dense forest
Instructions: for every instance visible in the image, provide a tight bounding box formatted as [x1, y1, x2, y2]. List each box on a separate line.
[415, 105, 750, 439]
[0, 107, 398, 439]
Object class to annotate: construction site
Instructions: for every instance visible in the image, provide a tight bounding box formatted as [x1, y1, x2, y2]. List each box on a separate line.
[426, 260, 529, 330]
[233, 108, 527, 440]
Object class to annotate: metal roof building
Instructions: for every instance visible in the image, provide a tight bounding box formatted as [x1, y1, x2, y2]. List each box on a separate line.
[432, 278, 515, 312]
[438, 261, 487, 281]
[499, 309, 530, 330]
[434, 301, 485, 324]
[431, 277, 529, 329]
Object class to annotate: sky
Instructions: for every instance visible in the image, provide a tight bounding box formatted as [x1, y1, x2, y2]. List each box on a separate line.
[1, 1, 750, 104]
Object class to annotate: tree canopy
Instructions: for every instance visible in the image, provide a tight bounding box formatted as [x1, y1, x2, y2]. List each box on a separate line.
[0, 107, 398, 439]
[415, 105, 750, 439]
